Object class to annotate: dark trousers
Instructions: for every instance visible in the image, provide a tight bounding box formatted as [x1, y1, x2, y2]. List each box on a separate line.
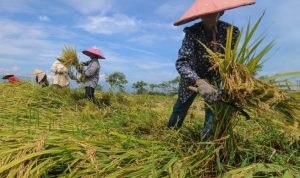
[85, 87, 95, 101]
[167, 93, 197, 129]
[201, 108, 215, 140]
[167, 94, 215, 139]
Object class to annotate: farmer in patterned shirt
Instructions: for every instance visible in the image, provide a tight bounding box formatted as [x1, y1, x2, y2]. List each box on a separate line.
[79, 48, 105, 102]
[167, 0, 255, 140]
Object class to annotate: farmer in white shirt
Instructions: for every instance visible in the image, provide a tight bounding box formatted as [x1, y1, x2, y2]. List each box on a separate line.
[51, 58, 70, 88]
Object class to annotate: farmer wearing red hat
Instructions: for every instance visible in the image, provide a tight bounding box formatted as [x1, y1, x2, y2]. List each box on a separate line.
[167, 0, 255, 139]
[2, 74, 19, 84]
[79, 48, 105, 101]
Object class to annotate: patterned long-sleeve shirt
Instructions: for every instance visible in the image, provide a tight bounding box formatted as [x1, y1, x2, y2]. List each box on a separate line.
[82, 59, 100, 88]
[176, 20, 240, 103]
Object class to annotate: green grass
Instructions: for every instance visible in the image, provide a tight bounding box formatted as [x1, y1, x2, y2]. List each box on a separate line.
[0, 82, 299, 177]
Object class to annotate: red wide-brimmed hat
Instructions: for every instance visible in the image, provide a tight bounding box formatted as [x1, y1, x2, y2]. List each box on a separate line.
[82, 48, 106, 59]
[174, 0, 255, 26]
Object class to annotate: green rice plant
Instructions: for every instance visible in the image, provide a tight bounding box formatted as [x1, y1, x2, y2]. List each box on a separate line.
[259, 71, 300, 91]
[197, 14, 300, 166]
[0, 81, 299, 177]
[222, 163, 300, 178]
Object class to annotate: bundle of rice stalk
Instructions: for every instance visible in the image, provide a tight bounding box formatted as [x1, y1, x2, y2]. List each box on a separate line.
[58, 46, 86, 83]
[58, 46, 79, 68]
[198, 14, 299, 163]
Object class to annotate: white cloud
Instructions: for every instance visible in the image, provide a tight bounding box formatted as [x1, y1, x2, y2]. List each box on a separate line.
[0, 58, 29, 65]
[0, 19, 49, 41]
[64, 0, 114, 15]
[127, 30, 183, 45]
[141, 22, 174, 30]
[135, 61, 173, 70]
[123, 46, 157, 56]
[91, 41, 158, 57]
[122, 20, 181, 45]
[128, 34, 162, 45]
[0, 18, 79, 76]
[78, 14, 139, 35]
[0, 0, 34, 13]
[0, 65, 19, 74]
[11, 66, 19, 72]
[38, 15, 50, 22]
[155, 0, 193, 20]
[88, 45, 177, 83]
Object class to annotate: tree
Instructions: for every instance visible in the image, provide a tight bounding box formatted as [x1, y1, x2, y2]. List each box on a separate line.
[169, 76, 181, 85]
[95, 85, 103, 91]
[168, 76, 180, 93]
[105, 72, 128, 92]
[147, 76, 180, 94]
[297, 80, 300, 90]
[149, 83, 159, 92]
[158, 82, 169, 93]
[132, 81, 148, 94]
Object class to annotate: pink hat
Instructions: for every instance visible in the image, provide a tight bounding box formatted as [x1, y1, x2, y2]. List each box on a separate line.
[174, 0, 255, 26]
[82, 48, 106, 59]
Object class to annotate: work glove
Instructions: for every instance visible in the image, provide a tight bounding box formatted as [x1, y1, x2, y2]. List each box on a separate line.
[76, 64, 84, 73]
[68, 68, 77, 80]
[196, 79, 219, 103]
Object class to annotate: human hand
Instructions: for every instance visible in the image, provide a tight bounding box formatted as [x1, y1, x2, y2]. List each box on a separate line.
[190, 79, 219, 103]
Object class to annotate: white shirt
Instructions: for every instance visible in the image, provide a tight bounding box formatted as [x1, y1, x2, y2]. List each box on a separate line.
[51, 60, 70, 87]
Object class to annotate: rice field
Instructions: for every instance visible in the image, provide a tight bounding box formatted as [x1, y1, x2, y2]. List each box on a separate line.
[0, 82, 299, 177]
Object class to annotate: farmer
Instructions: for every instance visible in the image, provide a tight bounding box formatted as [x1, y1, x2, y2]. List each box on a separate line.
[79, 48, 105, 101]
[51, 58, 70, 88]
[33, 69, 49, 87]
[2, 74, 19, 84]
[167, 0, 255, 139]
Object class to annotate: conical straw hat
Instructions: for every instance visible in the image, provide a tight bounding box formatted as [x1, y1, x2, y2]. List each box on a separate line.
[174, 0, 255, 26]
[82, 48, 106, 59]
[33, 69, 46, 83]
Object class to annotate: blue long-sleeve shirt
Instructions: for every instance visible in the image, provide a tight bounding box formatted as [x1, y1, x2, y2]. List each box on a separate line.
[176, 20, 240, 103]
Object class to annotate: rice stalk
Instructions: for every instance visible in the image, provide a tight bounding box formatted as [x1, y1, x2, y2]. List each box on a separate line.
[197, 14, 300, 166]
[0, 80, 299, 177]
[58, 45, 79, 68]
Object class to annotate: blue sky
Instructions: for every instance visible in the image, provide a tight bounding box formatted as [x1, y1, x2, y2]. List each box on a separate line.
[0, 0, 299, 85]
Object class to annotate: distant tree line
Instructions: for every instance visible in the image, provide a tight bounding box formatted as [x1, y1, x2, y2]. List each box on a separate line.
[98, 71, 180, 95]
[132, 76, 180, 95]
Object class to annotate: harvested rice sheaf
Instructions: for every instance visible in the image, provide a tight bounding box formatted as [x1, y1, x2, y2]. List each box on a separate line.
[221, 64, 297, 120]
[59, 46, 79, 68]
[197, 14, 300, 165]
[58, 46, 86, 83]
[199, 15, 299, 127]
